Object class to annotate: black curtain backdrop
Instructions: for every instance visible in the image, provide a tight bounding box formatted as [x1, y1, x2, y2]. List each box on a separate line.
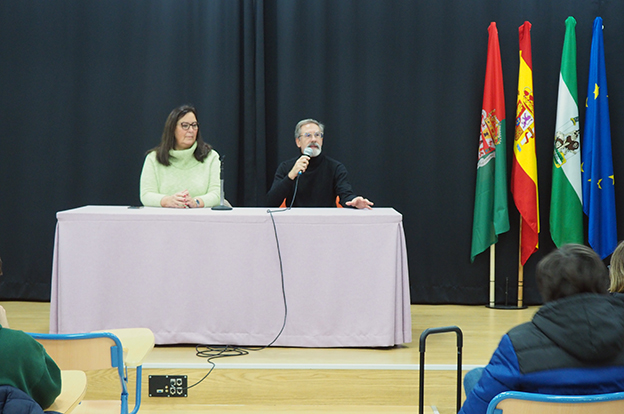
[1, 0, 623, 305]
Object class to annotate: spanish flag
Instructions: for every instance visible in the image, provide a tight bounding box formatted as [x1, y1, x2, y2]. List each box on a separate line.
[511, 21, 539, 265]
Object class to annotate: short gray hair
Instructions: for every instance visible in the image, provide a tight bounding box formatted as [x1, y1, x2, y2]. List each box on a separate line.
[294, 119, 325, 139]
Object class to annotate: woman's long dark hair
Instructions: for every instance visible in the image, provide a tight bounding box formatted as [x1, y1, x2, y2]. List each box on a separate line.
[150, 105, 212, 166]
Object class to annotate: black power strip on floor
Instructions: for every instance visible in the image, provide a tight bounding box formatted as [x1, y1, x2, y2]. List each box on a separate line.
[148, 375, 188, 397]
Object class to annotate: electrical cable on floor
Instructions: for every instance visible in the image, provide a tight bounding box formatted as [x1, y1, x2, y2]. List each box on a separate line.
[185, 199, 296, 390]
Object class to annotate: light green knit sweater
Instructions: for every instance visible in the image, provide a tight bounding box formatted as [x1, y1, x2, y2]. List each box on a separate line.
[140, 142, 221, 207]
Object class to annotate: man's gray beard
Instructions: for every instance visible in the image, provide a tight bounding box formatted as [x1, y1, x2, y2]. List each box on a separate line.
[307, 146, 322, 157]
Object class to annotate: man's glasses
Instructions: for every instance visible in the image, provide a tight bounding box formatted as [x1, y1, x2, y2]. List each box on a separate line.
[179, 122, 199, 130]
[298, 132, 323, 139]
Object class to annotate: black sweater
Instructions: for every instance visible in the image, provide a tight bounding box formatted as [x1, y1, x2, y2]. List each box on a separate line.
[266, 153, 356, 207]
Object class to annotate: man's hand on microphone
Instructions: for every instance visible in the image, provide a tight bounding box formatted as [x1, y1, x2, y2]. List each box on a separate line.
[346, 196, 374, 210]
[288, 155, 311, 180]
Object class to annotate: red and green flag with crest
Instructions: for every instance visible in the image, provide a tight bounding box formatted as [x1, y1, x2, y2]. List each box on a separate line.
[471, 22, 510, 262]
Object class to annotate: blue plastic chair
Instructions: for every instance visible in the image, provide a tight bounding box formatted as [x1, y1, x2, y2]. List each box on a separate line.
[28, 329, 154, 414]
[486, 390, 624, 414]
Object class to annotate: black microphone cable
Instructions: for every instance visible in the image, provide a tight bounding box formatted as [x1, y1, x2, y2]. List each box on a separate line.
[289, 174, 301, 208]
[189, 151, 315, 389]
[187, 208, 292, 390]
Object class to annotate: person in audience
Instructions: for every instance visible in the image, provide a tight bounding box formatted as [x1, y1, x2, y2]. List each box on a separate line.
[460, 244, 624, 414]
[0, 256, 62, 410]
[609, 241, 624, 295]
[140, 104, 221, 208]
[266, 118, 373, 208]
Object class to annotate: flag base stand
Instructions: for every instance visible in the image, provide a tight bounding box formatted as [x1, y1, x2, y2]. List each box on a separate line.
[485, 275, 527, 309]
[486, 304, 528, 310]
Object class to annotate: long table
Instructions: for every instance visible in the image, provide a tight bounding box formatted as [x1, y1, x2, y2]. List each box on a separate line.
[50, 206, 411, 347]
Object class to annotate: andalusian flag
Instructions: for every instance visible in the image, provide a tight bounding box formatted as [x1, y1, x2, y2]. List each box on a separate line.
[511, 21, 539, 266]
[471, 22, 509, 262]
[582, 17, 617, 259]
[550, 17, 583, 247]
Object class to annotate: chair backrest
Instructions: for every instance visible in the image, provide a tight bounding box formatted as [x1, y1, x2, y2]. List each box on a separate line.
[486, 391, 624, 414]
[28, 331, 128, 413]
[279, 196, 343, 208]
[28, 332, 124, 371]
[28, 329, 153, 414]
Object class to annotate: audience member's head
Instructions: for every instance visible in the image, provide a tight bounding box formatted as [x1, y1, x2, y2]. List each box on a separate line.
[536, 244, 609, 303]
[609, 241, 624, 294]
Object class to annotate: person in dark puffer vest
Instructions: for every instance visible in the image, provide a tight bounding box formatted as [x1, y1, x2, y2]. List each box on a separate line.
[460, 244, 624, 414]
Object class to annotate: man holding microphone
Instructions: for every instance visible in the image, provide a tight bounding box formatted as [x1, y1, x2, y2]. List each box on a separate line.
[266, 119, 373, 209]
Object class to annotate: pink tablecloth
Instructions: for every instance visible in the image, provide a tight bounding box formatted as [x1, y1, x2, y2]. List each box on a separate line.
[50, 206, 411, 347]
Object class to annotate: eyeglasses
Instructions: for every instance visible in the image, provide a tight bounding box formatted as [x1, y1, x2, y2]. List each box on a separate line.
[298, 132, 323, 139]
[179, 122, 199, 130]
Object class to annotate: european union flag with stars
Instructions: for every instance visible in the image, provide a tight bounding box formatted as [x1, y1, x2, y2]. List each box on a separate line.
[582, 17, 617, 259]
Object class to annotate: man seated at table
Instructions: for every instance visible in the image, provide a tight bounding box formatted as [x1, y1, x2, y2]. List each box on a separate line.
[0, 256, 62, 411]
[266, 118, 373, 209]
[460, 244, 624, 414]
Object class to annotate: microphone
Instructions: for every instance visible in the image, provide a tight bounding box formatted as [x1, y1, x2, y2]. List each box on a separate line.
[298, 147, 315, 175]
[290, 147, 314, 208]
[212, 154, 233, 211]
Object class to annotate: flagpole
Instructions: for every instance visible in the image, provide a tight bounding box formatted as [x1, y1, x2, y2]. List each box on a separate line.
[518, 218, 525, 308]
[489, 245, 495, 307]
[488, 241, 527, 310]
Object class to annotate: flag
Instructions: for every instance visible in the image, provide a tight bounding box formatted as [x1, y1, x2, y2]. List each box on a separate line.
[550, 16, 583, 247]
[511, 21, 539, 266]
[471, 22, 509, 262]
[582, 17, 617, 259]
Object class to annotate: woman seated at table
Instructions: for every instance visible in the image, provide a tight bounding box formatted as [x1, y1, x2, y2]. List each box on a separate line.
[140, 105, 221, 208]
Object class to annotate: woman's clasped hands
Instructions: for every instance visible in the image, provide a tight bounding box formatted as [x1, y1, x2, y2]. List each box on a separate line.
[161, 190, 201, 208]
